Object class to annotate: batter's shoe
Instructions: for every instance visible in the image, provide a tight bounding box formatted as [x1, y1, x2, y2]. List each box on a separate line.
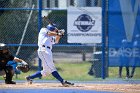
[129, 75, 133, 78]
[61, 80, 74, 87]
[5, 80, 16, 84]
[26, 76, 33, 84]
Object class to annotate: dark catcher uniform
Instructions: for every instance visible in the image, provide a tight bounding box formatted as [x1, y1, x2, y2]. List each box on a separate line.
[0, 46, 16, 84]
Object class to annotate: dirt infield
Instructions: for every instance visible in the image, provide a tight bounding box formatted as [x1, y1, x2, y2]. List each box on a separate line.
[0, 82, 140, 93]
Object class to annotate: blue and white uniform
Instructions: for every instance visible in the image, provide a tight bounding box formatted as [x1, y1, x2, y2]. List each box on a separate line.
[26, 24, 74, 86]
[38, 28, 56, 76]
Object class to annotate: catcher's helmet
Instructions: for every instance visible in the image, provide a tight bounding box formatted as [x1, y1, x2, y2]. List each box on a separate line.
[0, 43, 8, 51]
[47, 24, 56, 31]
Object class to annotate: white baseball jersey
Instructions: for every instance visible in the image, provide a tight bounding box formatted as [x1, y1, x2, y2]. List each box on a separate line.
[38, 28, 55, 50]
[37, 28, 57, 76]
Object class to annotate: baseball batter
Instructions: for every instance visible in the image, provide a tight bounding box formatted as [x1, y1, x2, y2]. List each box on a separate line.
[26, 24, 74, 87]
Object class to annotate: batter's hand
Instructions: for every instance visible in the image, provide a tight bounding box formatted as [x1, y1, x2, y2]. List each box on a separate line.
[57, 29, 65, 36]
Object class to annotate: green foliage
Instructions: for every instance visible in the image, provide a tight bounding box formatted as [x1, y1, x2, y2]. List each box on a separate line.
[0, 1, 39, 61]
[0, 10, 38, 44]
[54, 62, 93, 81]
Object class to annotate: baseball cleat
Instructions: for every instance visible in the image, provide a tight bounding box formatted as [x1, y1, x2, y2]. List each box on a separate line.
[26, 76, 33, 84]
[61, 80, 74, 87]
[5, 80, 16, 84]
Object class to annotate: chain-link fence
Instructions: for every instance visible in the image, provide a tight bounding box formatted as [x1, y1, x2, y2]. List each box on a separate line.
[0, 1, 102, 58]
[2, 0, 139, 80]
[0, 0, 105, 79]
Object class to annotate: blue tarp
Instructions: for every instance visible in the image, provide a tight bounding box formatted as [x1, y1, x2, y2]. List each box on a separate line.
[108, 0, 140, 66]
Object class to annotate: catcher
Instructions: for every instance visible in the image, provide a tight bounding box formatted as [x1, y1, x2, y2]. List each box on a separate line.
[0, 43, 29, 84]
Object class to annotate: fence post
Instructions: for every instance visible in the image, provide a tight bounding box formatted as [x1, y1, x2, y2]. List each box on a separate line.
[101, 0, 106, 79]
[38, 0, 42, 71]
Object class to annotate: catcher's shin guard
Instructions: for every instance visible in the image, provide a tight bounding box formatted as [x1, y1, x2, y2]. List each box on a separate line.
[4, 66, 16, 84]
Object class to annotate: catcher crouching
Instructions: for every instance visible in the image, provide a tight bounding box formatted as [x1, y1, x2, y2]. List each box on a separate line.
[0, 43, 29, 84]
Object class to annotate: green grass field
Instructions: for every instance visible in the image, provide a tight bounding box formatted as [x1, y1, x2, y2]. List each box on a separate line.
[0, 62, 140, 81]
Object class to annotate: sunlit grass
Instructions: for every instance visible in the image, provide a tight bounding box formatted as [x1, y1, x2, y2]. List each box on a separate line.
[0, 62, 140, 81]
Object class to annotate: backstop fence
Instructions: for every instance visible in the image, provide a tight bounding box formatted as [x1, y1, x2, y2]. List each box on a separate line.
[0, 0, 139, 79]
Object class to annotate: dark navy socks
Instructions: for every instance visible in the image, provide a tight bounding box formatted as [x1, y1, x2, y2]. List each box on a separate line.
[28, 71, 63, 83]
[29, 71, 42, 79]
[52, 71, 64, 83]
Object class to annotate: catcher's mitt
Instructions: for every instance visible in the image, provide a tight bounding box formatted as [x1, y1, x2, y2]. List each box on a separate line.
[16, 61, 30, 73]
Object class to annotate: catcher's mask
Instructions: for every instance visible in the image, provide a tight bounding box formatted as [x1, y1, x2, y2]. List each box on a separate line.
[47, 24, 57, 31]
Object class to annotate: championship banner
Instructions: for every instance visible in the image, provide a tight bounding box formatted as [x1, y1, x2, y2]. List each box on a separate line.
[108, 0, 140, 66]
[67, 7, 102, 43]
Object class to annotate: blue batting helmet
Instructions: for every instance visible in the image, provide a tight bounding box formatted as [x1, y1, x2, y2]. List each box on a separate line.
[47, 24, 56, 31]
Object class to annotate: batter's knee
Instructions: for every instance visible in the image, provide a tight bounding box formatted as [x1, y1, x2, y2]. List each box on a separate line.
[41, 70, 50, 76]
[41, 68, 56, 76]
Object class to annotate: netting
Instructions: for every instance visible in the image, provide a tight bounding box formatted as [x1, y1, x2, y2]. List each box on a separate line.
[0, 0, 104, 79]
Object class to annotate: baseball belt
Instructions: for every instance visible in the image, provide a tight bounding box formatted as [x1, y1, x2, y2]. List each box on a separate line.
[42, 45, 50, 49]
